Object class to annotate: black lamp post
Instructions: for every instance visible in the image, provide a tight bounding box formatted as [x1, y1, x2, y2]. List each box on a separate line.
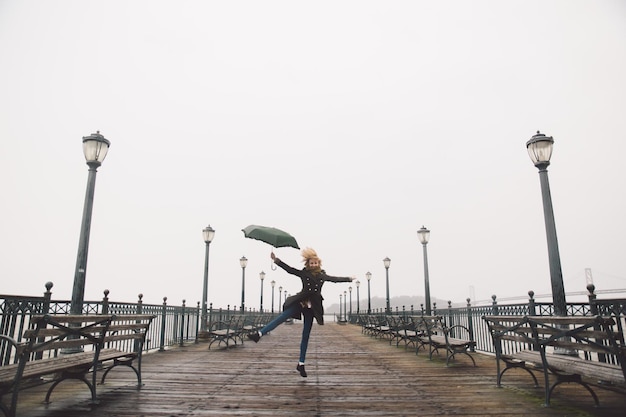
[383, 257, 391, 313]
[240, 256, 248, 312]
[259, 271, 265, 312]
[278, 286, 283, 311]
[200, 225, 215, 334]
[355, 280, 360, 314]
[366, 272, 372, 314]
[339, 293, 343, 321]
[527, 131, 567, 316]
[70, 131, 110, 315]
[271, 280, 276, 313]
[343, 290, 347, 320]
[348, 286, 352, 316]
[417, 226, 432, 315]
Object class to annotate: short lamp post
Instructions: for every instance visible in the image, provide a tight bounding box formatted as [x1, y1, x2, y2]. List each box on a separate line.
[200, 225, 215, 335]
[383, 257, 391, 313]
[366, 272, 372, 314]
[417, 226, 432, 315]
[240, 256, 248, 312]
[343, 290, 347, 320]
[355, 280, 360, 314]
[259, 271, 265, 312]
[526, 131, 567, 317]
[70, 131, 111, 316]
[271, 280, 276, 313]
[278, 286, 283, 311]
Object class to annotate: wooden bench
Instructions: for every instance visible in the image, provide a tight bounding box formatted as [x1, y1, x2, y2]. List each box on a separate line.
[0, 313, 155, 417]
[207, 315, 246, 349]
[411, 315, 477, 366]
[482, 315, 626, 407]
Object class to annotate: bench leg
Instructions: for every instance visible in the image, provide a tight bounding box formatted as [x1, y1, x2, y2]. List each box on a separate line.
[498, 365, 539, 388]
[546, 379, 600, 407]
[101, 358, 142, 388]
[45, 374, 97, 405]
[446, 351, 477, 367]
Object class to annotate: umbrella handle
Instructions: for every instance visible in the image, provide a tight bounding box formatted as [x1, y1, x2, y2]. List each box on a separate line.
[271, 260, 277, 271]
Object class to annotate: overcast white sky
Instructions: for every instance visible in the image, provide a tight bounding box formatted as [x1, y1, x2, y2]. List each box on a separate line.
[1, 0, 625, 311]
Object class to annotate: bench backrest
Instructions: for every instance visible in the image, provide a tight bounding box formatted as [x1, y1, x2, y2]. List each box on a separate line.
[23, 314, 114, 359]
[103, 314, 156, 352]
[411, 315, 445, 336]
[483, 315, 626, 376]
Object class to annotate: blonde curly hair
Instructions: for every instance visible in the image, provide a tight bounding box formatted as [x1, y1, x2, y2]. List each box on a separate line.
[301, 247, 321, 266]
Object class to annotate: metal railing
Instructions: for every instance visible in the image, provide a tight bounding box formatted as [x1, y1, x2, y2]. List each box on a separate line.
[0, 282, 279, 366]
[351, 285, 626, 355]
[3, 282, 624, 366]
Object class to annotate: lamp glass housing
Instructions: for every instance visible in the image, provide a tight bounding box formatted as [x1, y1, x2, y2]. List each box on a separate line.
[383, 257, 391, 268]
[240, 256, 248, 268]
[202, 225, 215, 243]
[417, 226, 430, 244]
[82, 132, 110, 163]
[260, 271, 265, 281]
[526, 131, 554, 165]
[366, 272, 372, 281]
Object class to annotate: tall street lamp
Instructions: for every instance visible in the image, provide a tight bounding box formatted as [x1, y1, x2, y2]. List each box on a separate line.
[383, 257, 391, 313]
[240, 256, 248, 312]
[339, 293, 343, 321]
[526, 131, 567, 316]
[348, 286, 352, 316]
[343, 290, 347, 320]
[355, 280, 360, 314]
[70, 131, 110, 315]
[417, 226, 432, 315]
[278, 286, 283, 311]
[271, 280, 276, 313]
[366, 272, 372, 314]
[200, 225, 215, 335]
[259, 271, 265, 312]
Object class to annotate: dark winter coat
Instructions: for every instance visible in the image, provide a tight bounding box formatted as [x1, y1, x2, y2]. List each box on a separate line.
[275, 259, 352, 325]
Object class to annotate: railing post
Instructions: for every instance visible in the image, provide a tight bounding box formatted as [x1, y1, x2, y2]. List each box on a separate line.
[195, 301, 200, 343]
[447, 301, 454, 333]
[586, 284, 606, 362]
[433, 302, 437, 315]
[135, 294, 143, 351]
[137, 293, 143, 314]
[587, 284, 598, 315]
[159, 297, 167, 352]
[43, 281, 53, 314]
[491, 295, 498, 315]
[35, 282, 54, 360]
[420, 303, 424, 315]
[466, 298, 475, 352]
[180, 300, 186, 347]
[101, 289, 109, 314]
[528, 290, 536, 316]
[209, 303, 213, 327]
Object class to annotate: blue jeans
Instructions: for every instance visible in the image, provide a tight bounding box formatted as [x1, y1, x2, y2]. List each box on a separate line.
[260, 303, 314, 363]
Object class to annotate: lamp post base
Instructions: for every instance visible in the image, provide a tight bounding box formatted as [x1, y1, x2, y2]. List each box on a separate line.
[196, 330, 211, 342]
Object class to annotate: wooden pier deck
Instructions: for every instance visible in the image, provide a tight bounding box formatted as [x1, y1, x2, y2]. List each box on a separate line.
[14, 322, 626, 416]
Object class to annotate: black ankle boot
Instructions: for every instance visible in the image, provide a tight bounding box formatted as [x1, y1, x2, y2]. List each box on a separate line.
[296, 364, 307, 377]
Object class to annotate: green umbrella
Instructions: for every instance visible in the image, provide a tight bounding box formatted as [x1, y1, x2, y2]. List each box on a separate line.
[242, 225, 300, 249]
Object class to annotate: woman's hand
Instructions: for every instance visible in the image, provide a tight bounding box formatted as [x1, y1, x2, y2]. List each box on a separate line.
[270, 252, 276, 261]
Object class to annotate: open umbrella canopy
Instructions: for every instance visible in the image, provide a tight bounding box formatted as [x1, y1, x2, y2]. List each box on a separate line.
[242, 225, 300, 249]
